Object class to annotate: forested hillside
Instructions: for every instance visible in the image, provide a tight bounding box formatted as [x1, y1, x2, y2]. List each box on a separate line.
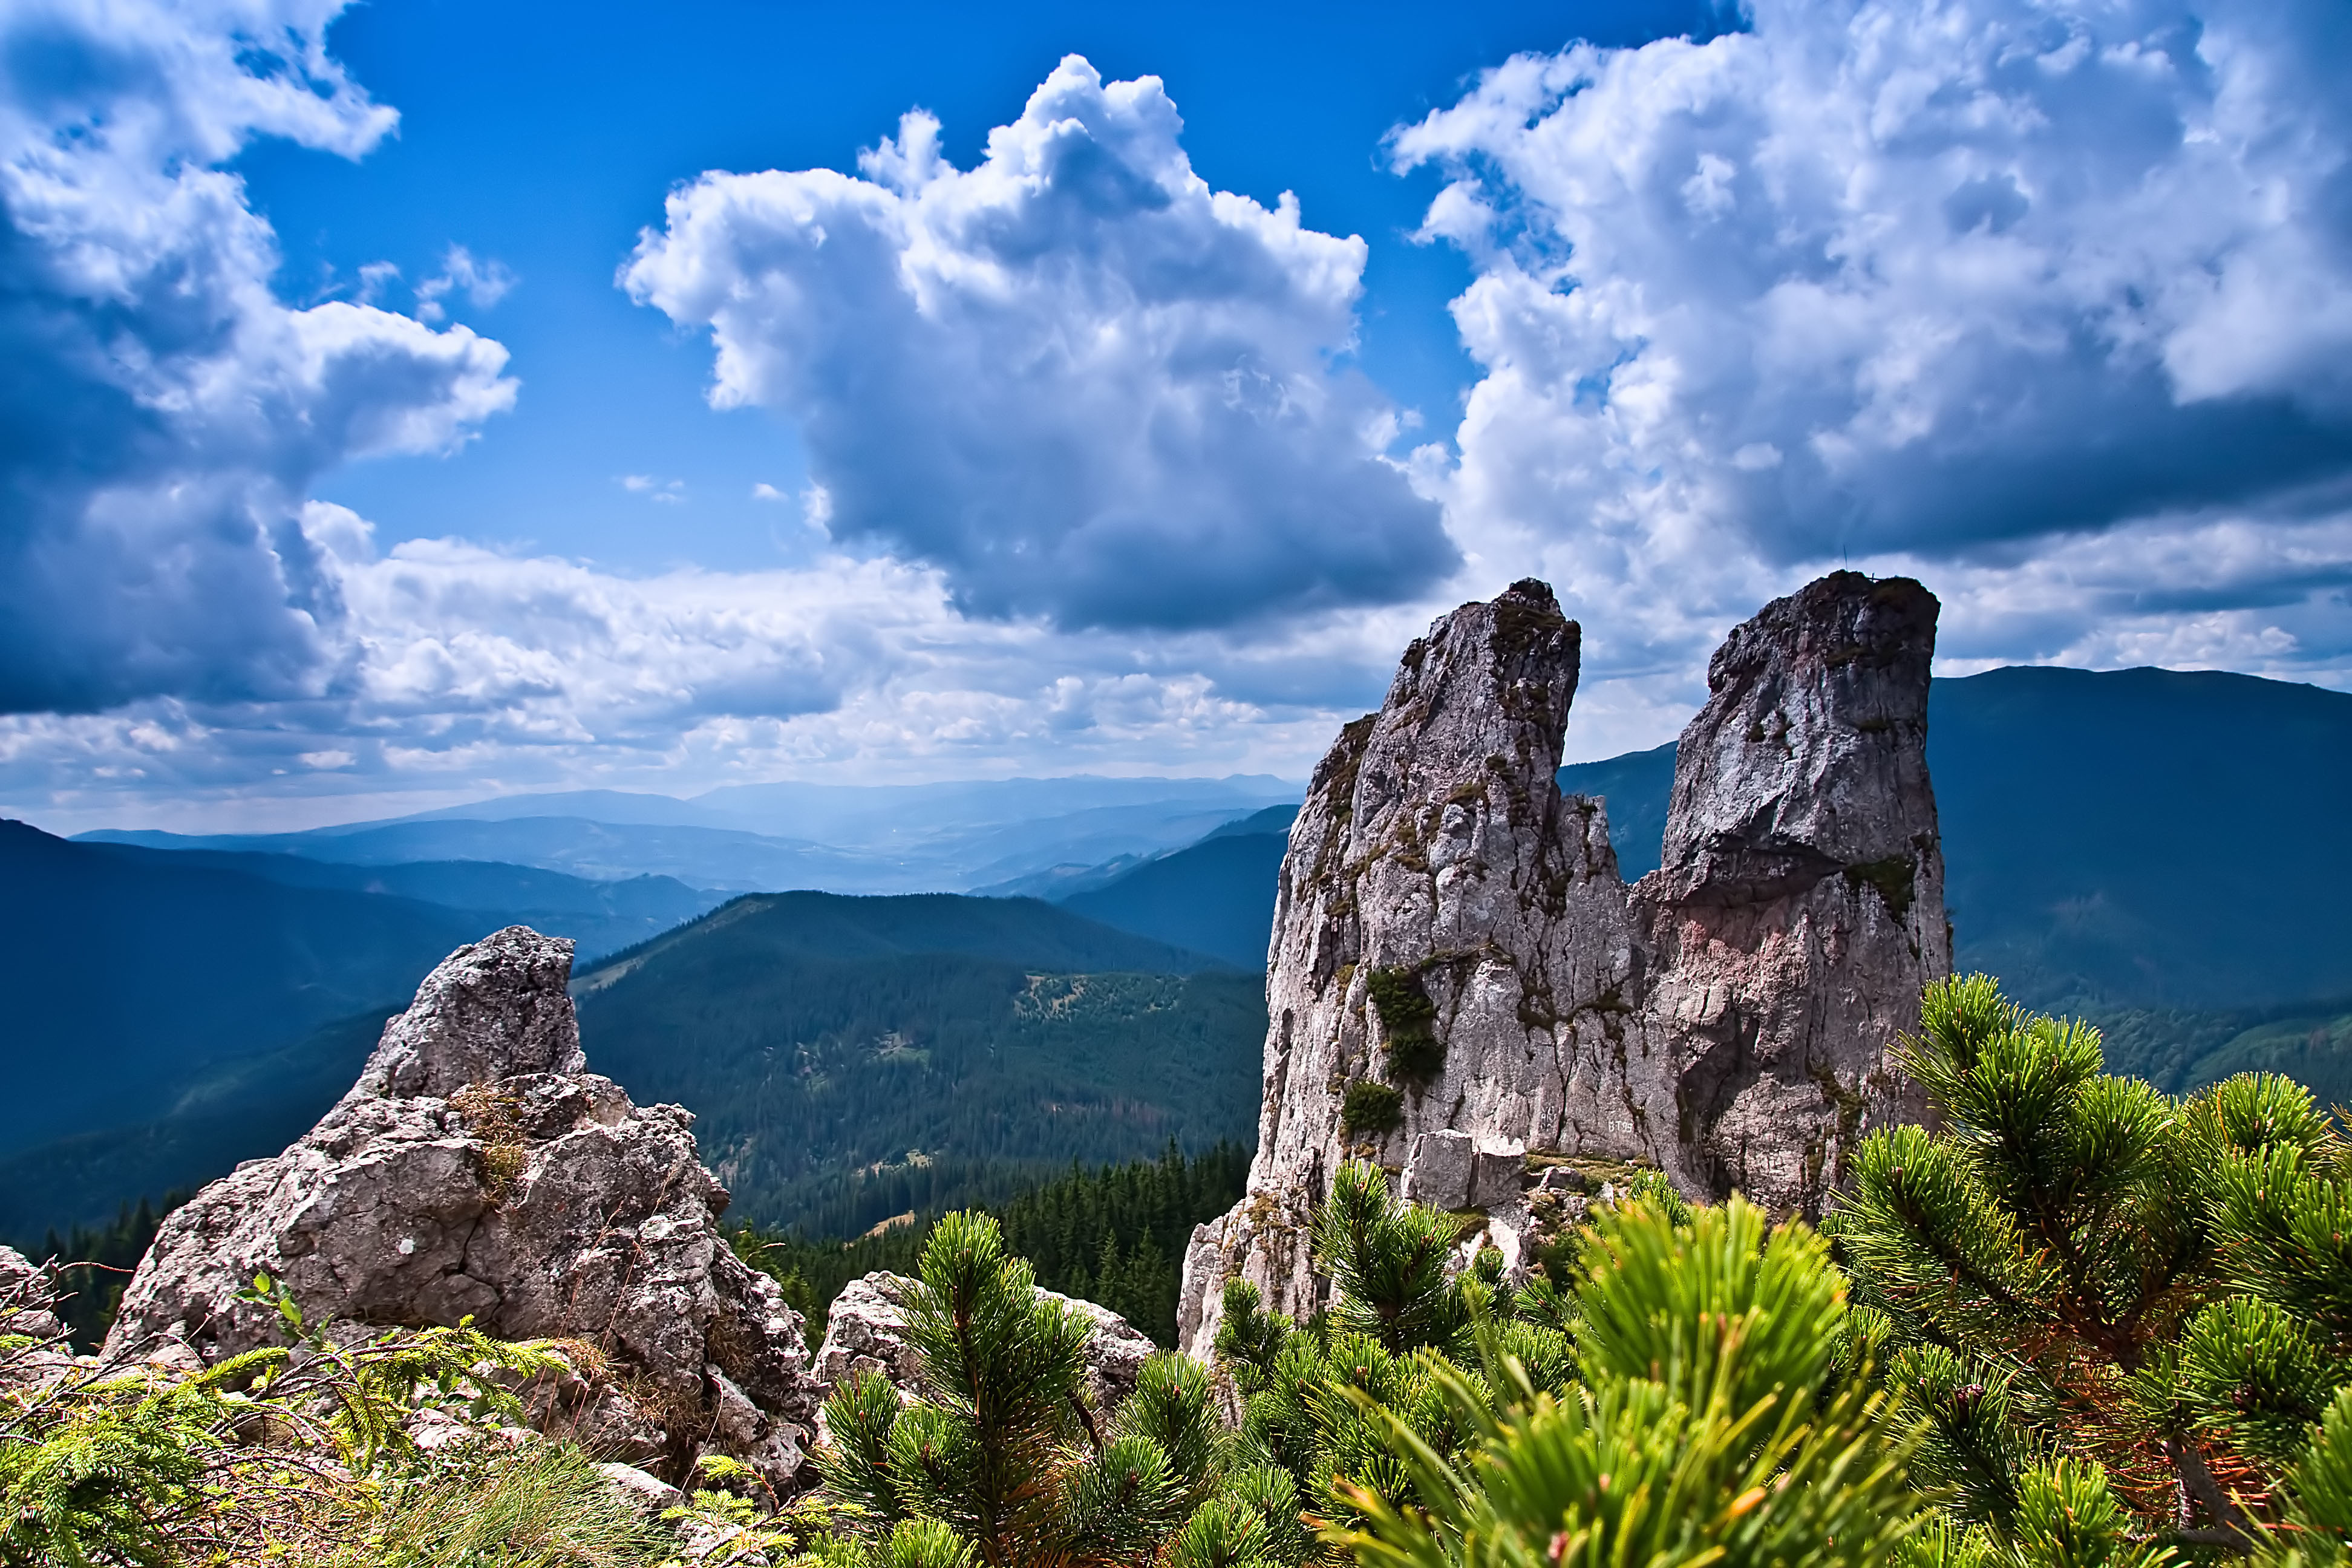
[574, 892, 1264, 1233]
[0, 821, 483, 1155]
[738, 1142, 1249, 1348]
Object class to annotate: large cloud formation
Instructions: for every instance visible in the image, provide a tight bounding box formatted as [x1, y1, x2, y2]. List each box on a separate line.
[0, 507, 1382, 830]
[625, 56, 1454, 631]
[0, 0, 515, 715]
[1399, 0, 2352, 683]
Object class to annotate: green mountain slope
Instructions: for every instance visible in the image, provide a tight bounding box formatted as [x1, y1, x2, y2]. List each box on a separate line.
[572, 893, 1263, 1233]
[4, 890, 1267, 1244]
[0, 820, 486, 1155]
[1059, 820, 1292, 969]
[1555, 743, 1678, 880]
[1929, 665, 2352, 1013]
[0, 1009, 388, 1238]
[0, 819, 727, 1215]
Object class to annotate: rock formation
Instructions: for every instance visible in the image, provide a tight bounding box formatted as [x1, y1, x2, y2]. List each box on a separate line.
[0, 1245, 64, 1344]
[1176, 573, 1949, 1357]
[0, 1245, 74, 1394]
[104, 927, 820, 1488]
[811, 1272, 1156, 1417]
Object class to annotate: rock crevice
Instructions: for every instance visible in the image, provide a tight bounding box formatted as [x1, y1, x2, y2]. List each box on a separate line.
[1177, 573, 1949, 1357]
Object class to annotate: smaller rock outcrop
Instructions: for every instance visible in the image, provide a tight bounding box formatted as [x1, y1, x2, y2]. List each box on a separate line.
[0, 1245, 64, 1343]
[811, 1271, 1155, 1418]
[104, 927, 819, 1489]
[0, 1246, 73, 1395]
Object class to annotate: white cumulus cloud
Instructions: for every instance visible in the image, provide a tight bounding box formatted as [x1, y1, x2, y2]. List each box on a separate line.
[0, 0, 517, 716]
[624, 55, 1455, 632]
[1397, 0, 2352, 688]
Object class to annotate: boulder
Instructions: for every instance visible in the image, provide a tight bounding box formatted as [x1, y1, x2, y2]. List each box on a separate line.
[1468, 1145, 1528, 1210]
[811, 1270, 1155, 1418]
[1176, 573, 1949, 1357]
[1400, 1131, 1477, 1210]
[0, 1245, 64, 1342]
[103, 926, 820, 1489]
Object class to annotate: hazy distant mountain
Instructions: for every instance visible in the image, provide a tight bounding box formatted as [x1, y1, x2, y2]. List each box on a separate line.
[77, 775, 1299, 894]
[83, 817, 904, 893]
[80, 839, 724, 940]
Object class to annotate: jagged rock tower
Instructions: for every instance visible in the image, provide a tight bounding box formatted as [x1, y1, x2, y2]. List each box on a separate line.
[1175, 573, 1947, 1357]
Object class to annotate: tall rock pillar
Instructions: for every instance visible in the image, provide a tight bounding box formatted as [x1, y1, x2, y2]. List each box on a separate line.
[1175, 572, 1947, 1360]
[1633, 572, 1948, 1209]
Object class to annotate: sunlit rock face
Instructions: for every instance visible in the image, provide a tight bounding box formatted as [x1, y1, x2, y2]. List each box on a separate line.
[104, 926, 821, 1490]
[1177, 573, 1948, 1359]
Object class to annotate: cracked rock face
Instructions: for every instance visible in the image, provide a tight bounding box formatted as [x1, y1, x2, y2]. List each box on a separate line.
[811, 1271, 1156, 1419]
[103, 926, 819, 1488]
[1175, 573, 1949, 1358]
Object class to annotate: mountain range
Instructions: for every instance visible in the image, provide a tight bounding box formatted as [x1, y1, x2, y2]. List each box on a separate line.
[8, 663, 2350, 1241]
[79, 774, 1296, 893]
[0, 887, 1267, 1239]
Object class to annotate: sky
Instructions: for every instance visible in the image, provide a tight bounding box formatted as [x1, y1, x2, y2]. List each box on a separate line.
[3, 0, 2349, 833]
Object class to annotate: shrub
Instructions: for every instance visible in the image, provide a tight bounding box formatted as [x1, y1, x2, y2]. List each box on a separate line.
[1340, 1082, 1404, 1136]
[812, 1210, 1295, 1568]
[1367, 967, 1443, 1082]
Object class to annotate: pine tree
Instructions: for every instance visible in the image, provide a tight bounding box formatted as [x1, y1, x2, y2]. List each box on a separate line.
[1834, 974, 2352, 1558]
[1202, 1161, 1922, 1568]
[815, 1210, 1308, 1568]
[1339, 1192, 1924, 1568]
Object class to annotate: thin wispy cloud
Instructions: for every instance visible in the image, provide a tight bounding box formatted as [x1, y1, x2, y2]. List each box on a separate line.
[416, 245, 520, 323]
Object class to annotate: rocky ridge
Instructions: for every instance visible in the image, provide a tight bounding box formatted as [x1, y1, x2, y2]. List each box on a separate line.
[103, 926, 820, 1488]
[1176, 573, 1949, 1357]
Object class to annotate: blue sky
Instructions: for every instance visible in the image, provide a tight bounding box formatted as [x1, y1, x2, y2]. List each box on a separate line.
[266, 0, 1733, 573]
[4, 0, 2349, 831]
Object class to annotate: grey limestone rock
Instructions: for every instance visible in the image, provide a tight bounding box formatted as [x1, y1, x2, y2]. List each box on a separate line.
[1401, 1131, 1477, 1210]
[1175, 573, 1948, 1357]
[0, 1245, 64, 1343]
[1400, 1131, 1526, 1212]
[811, 1270, 1156, 1419]
[103, 926, 820, 1489]
[0, 1246, 74, 1395]
[1638, 572, 1947, 1203]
